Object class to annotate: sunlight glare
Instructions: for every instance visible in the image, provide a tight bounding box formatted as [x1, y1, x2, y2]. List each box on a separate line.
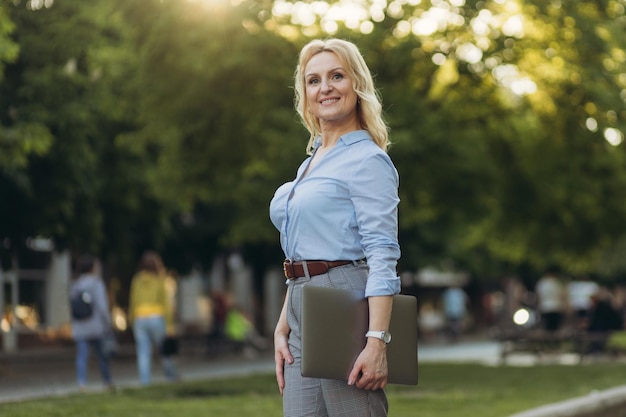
[272, 0, 292, 17]
[585, 117, 598, 132]
[604, 128, 624, 146]
[292, 2, 316, 26]
[387, 1, 405, 19]
[311, 1, 330, 15]
[370, 4, 386, 22]
[26, 0, 54, 10]
[511, 77, 537, 95]
[412, 17, 438, 36]
[339, 3, 368, 29]
[360, 20, 375, 34]
[322, 19, 339, 34]
[502, 15, 524, 38]
[491, 64, 536, 96]
[432, 53, 447, 65]
[484, 57, 501, 69]
[471, 16, 490, 36]
[393, 20, 412, 38]
[273, 0, 387, 35]
[456, 43, 483, 64]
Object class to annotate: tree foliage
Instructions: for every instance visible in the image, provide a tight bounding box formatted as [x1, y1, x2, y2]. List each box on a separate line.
[1, 0, 625, 285]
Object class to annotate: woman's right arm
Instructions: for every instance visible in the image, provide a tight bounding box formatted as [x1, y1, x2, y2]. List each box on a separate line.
[274, 285, 293, 395]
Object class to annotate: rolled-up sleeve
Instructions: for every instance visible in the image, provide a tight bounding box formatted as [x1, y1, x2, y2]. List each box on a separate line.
[351, 152, 401, 297]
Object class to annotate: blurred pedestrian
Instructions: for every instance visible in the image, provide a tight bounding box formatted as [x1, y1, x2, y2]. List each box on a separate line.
[224, 296, 269, 357]
[161, 269, 180, 359]
[442, 284, 469, 342]
[128, 250, 178, 385]
[69, 254, 114, 390]
[535, 267, 567, 332]
[208, 289, 228, 352]
[587, 288, 624, 352]
[567, 275, 599, 330]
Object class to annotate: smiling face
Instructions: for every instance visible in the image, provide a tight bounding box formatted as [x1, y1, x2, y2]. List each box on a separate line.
[304, 51, 359, 132]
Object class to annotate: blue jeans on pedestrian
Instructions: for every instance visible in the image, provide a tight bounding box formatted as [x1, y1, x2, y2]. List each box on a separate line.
[133, 315, 178, 385]
[75, 338, 112, 387]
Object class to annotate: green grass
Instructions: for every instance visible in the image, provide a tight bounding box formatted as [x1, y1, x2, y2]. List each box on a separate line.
[2, 362, 625, 417]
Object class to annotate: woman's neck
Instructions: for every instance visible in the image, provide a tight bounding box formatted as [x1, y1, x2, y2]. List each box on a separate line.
[319, 120, 360, 149]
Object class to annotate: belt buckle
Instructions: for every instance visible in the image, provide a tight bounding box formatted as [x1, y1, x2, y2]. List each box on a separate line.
[283, 258, 294, 279]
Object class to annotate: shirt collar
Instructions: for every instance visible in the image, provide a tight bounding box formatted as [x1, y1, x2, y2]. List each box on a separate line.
[313, 130, 372, 149]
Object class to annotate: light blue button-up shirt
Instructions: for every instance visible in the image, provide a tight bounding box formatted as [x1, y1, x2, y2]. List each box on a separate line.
[269, 130, 401, 297]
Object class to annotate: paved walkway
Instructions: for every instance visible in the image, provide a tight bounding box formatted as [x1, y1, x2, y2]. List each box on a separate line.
[0, 338, 507, 404]
[0, 345, 273, 404]
[6, 336, 625, 417]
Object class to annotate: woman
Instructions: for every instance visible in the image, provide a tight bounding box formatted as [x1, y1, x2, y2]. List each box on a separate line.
[128, 250, 178, 385]
[269, 38, 401, 417]
[69, 254, 114, 389]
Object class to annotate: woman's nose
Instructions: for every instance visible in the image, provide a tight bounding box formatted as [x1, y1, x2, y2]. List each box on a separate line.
[321, 78, 332, 93]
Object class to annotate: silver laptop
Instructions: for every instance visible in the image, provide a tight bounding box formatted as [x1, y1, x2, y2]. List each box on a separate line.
[301, 285, 418, 385]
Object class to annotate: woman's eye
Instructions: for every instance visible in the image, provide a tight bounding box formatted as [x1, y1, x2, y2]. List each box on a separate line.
[332, 73, 343, 80]
[308, 78, 319, 85]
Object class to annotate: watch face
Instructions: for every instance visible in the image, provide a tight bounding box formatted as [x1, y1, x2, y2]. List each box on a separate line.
[383, 332, 392, 343]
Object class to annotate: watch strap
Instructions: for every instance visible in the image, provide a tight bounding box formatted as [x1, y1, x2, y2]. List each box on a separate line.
[365, 330, 391, 344]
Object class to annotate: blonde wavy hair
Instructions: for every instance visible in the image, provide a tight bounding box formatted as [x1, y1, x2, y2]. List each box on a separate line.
[293, 38, 390, 154]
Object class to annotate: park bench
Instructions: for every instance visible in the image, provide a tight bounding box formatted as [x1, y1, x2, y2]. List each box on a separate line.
[495, 329, 626, 363]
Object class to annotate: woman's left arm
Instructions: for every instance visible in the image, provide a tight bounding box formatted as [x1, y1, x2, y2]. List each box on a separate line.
[351, 151, 401, 297]
[348, 150, 401, 389]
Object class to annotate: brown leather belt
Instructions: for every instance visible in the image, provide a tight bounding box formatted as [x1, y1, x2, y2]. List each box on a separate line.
[283, 259, 353, 279]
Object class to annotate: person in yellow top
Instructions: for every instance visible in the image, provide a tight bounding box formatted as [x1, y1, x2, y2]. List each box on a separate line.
[129, 250, 178, 385]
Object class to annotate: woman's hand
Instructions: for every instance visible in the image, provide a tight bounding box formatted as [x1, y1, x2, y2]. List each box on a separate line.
[348, 338, 388, 391]
[274, 288, 293, 396]
[274, 325, 293, 396]
[349, 295, 392, 390]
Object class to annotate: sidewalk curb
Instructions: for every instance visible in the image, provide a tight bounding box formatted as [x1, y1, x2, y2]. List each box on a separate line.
[509, 385, 626, 417]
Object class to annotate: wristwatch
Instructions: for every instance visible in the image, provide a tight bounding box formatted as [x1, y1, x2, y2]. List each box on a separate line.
[365, 330, 392, 344]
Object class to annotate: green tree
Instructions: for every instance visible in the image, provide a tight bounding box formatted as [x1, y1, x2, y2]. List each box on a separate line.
[0, 1, 52, 247]
[115, 0, 303, 273]
[3, 0, 626, 288]
[0, 0, 162, 269]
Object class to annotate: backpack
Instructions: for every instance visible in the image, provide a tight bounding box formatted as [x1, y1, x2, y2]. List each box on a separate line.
[70, 289, 94, 320]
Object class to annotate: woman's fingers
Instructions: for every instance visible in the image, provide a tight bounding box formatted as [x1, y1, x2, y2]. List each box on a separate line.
[274, 333, 293, 396]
